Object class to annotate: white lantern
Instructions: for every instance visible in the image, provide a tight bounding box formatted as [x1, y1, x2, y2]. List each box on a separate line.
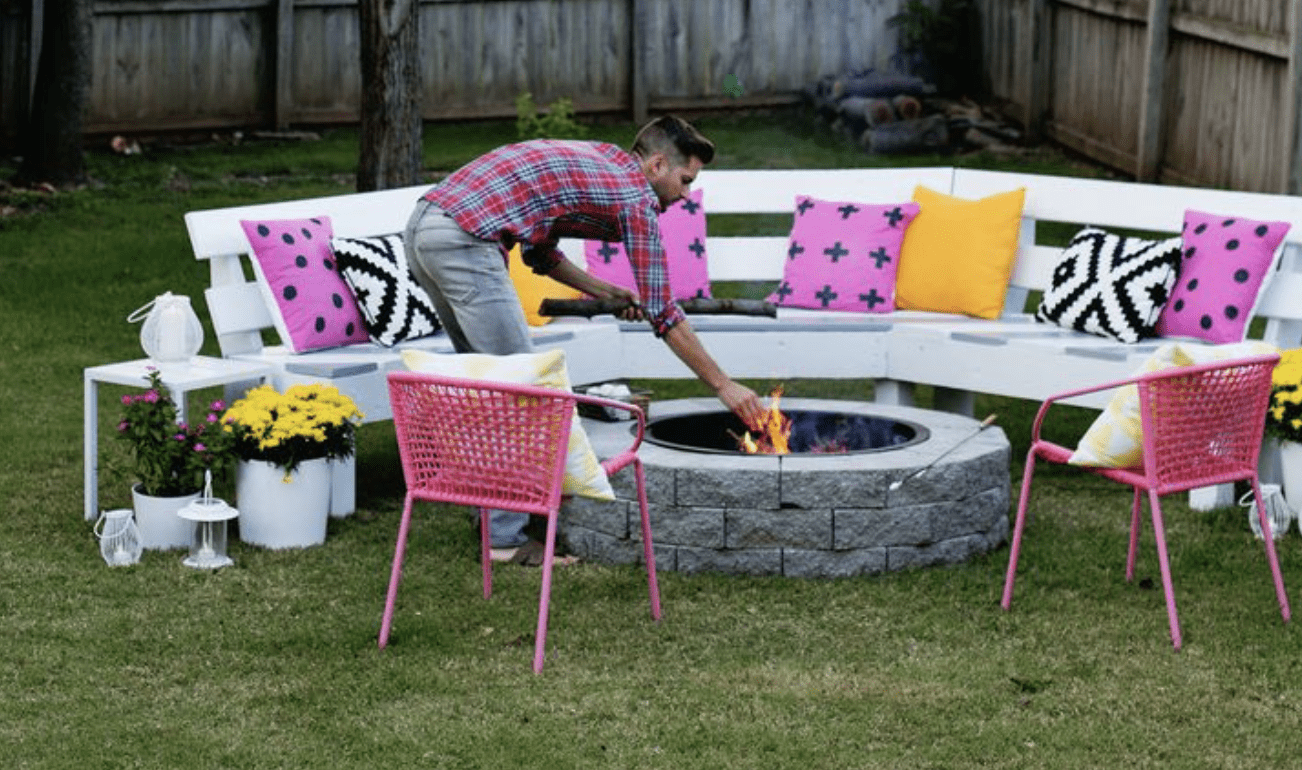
[94, 509, 143, 567]
[128, 292, 204, 366]
[177, 472, 238, 569]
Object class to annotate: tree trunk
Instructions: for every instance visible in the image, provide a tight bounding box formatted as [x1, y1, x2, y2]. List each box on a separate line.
[356, 0, 423, 192]
[14, 0, 92, 188]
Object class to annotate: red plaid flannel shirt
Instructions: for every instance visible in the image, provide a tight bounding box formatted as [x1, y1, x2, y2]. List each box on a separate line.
[423, 139, 686, 336]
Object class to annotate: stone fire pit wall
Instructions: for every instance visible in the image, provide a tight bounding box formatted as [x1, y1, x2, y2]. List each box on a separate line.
[561, 399, 1012, 578]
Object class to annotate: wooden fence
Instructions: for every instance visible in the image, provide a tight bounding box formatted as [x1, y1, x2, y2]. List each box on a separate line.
[0, 0, 908, 143]
[977, 0, 1302, 193]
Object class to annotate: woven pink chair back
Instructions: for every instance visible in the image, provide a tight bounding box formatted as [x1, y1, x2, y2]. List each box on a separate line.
[1137, 354, 1278, 492]
[386, 370, 575, 516]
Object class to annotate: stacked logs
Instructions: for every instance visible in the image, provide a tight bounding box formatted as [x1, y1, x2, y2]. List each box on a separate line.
[802, 70, 1022, 155]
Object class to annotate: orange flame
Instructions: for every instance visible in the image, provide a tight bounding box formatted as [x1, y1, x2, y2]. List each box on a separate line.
[738, 386, 792, 455]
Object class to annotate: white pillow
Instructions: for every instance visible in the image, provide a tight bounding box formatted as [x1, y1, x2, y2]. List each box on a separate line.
[400, 349, 615, 500]
[1069, 340, 1278, 467]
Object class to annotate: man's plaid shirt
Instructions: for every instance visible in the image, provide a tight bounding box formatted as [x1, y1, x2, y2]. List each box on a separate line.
[423, 139, 686, 336]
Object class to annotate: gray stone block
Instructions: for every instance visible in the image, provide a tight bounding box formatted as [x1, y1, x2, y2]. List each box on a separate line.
[835, 505, 931, 548]
[887, 533, 989, 571]
[727, 507, 832, 549]
[929, 485, 1011, 541]
[676, 546, 782, 576]
[560, 496, 630, 538]
[638, 503, 725, 548]
[780, 463, 893, 508]
[677, 466, 780, 508]
[782, 547, 886, 578]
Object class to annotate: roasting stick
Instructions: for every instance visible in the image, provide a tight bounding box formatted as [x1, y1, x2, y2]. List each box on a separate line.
[888, 414, 998, 491]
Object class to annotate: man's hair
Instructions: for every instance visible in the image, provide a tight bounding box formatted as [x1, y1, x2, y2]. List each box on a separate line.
[632, 115, 715, 166]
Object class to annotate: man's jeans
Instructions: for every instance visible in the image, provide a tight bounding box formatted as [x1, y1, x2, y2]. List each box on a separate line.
[404, 198, 534, 548]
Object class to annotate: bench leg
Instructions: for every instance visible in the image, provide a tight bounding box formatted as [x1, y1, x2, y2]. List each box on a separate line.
[873, 379, 915, 407]
[331, 454, 356, 518]
[933, 387, 975, 417]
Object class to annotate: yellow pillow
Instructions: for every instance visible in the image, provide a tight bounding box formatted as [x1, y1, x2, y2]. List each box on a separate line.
[1069, 341, 1278, 468]
[400, 348, 615, 500]
[895, 185, 1026, 319]
[507, 245, 583, 326]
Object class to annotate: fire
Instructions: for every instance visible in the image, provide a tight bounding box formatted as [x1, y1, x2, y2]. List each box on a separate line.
[737, 386, 792, 454]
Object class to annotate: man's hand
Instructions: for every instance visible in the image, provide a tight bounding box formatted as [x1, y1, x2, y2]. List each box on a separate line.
[717, 379, 765, 432]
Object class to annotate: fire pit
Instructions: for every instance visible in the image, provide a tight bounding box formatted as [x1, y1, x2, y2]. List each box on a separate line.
[562, 398, 1011, 578]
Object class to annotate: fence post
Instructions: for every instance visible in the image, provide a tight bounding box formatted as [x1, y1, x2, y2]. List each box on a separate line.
[1025, 0, 1051, 141]
[1285, 0, 1302, 194]
[1136, 0, 1171, 182]
[273, 0, 295, 130]
[630, 0, 647, 124]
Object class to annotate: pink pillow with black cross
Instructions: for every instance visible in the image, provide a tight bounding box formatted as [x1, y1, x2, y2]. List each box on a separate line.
[1156, 209, 1290, 344]
[766, 196, 919, 312]
[240, 216, 370, 353]
[583, 189, 711, 300]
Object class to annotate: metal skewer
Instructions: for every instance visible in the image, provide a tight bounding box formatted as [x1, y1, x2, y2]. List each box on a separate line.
[888, 413, 998, 492]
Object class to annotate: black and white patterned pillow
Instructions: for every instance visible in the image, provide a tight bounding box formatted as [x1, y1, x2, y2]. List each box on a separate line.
[1034, 227, 1182, 343]
[332, 234, 441, 347]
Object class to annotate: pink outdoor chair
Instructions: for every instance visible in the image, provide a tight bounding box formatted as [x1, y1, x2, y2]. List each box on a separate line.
[1001, 353, 1289, 649]
[378, 370, 661, 672]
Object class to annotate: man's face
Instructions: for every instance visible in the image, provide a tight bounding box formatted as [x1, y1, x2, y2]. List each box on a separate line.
[645, 154, 704, 210]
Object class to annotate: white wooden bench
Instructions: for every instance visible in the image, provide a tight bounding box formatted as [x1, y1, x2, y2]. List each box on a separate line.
[186, 166, 1302, 508]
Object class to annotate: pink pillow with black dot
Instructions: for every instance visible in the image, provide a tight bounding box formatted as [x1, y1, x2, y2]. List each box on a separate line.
[766, 195, 919, 312]
[583, 189, 711, 301]
[1156, 210, 1290, 344]
[240, 216, 370, 352]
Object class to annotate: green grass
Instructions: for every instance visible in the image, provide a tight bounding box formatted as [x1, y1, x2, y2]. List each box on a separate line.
[3, 109, 1301, 768]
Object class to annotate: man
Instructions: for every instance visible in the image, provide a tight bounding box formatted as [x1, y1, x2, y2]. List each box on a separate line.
[404, 114, 765, 559]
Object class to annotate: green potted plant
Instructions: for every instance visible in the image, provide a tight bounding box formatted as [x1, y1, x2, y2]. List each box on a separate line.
[1268, 348, 1302, 512]
[116, 369, 234, 549]
[223, 383, 363, 549]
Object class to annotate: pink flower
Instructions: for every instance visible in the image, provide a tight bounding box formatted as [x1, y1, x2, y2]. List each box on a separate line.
[194, 443, 207, 452]
[144, 390, 160, 403]
[206, 413, 219, 423]
[120, 394, 133, 405]
[174, 433, 186, 441]
[117, 420, 130, 432]
[211, 400, 225, 411]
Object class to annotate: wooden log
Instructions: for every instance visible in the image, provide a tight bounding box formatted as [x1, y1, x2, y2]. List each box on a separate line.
[539, 297, 777, 318]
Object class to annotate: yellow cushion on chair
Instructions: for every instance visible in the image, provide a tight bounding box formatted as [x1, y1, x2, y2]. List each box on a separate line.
[895, 185, 1026, 319]
[400, 348, 615, 500]
[507, 245, 583, 327]
[1069, 340, 1279, 468]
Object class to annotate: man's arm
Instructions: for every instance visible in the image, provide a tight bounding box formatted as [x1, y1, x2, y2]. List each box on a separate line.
[662, 321, 765, 430]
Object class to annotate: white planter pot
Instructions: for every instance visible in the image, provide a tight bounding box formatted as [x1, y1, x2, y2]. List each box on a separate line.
[131, 484, 200, 550]
[236, 458, 331, 549]
[1279, 440, 1302, 516]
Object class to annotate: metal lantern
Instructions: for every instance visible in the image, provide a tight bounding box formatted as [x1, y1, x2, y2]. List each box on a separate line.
[177, 472, 239, 569]
[94, 509, 143, 567]
[128, 292, 204, 366]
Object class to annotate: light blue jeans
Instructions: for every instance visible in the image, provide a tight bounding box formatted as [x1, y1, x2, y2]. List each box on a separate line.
[404, 198, 533, 548]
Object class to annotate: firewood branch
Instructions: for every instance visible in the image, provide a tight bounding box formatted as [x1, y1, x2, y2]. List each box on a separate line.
[539, 297, 777, 318]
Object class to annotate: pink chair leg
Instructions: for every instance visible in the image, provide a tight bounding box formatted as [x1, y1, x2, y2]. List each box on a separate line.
[533, 513, 560, 673]
[1126, 486, 1143, 582]
[1002, 447, 1040, 610]
[633, 459, 662, 621]
[379, 495, 416, 649]
[1146, 490, 1182, 650]
[1250, 482, 1292, 622]
[480, 507, 493, 600]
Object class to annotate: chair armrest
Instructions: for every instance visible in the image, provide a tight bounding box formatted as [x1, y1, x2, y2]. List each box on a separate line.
[571, 391, 646, 476]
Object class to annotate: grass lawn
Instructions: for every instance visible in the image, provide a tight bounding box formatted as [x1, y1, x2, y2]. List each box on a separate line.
[2, 108, 1300, 769]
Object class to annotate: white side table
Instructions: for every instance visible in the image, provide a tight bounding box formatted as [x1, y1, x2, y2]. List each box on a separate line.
[84, 357, 272, 521]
